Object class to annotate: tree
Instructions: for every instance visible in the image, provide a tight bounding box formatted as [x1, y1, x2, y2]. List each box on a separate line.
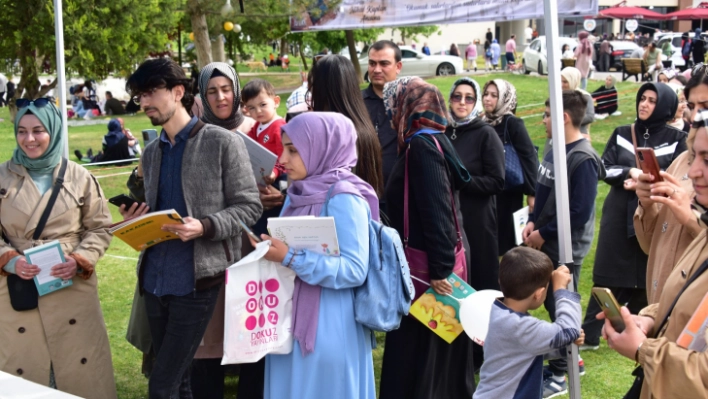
[394, 26, 440, 43]
[0, 0, 182, 117]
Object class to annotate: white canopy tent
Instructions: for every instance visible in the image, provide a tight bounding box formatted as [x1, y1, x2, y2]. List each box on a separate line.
[49, 0, 593, 396]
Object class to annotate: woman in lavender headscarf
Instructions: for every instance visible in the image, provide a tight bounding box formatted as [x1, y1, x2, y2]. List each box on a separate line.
[255, 112, 379, 399]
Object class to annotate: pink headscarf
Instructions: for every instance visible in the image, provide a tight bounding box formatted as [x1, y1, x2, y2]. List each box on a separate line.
[578, 31, 592, 56]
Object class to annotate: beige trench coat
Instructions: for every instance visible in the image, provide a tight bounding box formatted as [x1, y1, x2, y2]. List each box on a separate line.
[0, 161, 116, 399]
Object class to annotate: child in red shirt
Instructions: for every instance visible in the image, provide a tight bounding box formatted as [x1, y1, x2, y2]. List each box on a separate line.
[242, 79, 286, 183]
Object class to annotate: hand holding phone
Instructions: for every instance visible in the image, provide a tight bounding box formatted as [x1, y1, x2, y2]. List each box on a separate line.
[636, 148, 663, 183]
[239, 220, 261, 243]
[592, 287, 626, 333]
[108, 194, 138, 209]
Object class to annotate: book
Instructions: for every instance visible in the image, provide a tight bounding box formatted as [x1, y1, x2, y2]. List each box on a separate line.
[267, 216, 340, 256]
[109, 209, 185, 251]
[409, 273, 476, 343]
[513, 206, 530, 246]
[677, 292, 708, 352]
[235, 130, 279, 184]
[24, 240, 72, 296]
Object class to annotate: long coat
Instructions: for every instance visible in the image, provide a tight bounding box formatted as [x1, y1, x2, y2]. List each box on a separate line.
[445, 118, 505, 290]
[0, 161, 116, 398]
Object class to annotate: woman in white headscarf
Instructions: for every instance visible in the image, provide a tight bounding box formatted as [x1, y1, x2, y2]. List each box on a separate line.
[444, 77, 505, 291]
[562, 67, 595, 140]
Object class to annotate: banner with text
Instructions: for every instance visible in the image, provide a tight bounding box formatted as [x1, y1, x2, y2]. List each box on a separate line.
[291, 0, 598, 31]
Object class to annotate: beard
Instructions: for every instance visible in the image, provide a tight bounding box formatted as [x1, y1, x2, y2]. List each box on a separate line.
[146, 106, 176, 126]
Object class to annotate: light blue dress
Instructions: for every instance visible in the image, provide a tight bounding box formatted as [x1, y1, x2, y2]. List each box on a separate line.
[265, 193, 375, 399]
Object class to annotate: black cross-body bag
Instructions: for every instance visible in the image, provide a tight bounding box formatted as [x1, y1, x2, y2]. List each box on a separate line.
[623, 257, 708, 399]
[7, 159, 68, 311]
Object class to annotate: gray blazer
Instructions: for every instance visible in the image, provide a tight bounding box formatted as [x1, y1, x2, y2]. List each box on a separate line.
[137, 119, 262, 288]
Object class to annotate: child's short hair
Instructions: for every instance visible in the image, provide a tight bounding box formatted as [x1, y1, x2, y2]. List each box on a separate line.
[499, 247, 554, 300]
[544, 90, 587, 129]
[241, 79, 276, 103]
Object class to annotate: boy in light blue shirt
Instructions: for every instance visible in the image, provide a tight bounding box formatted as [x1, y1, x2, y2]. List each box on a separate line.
[474, 247, 584, 399]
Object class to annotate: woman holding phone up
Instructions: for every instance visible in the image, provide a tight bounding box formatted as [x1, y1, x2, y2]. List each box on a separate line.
[602, 112, 708, 399]
[581, 83, 687, 350]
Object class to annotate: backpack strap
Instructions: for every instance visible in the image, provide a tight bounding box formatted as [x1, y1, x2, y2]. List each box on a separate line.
[33, 158, 68, 241]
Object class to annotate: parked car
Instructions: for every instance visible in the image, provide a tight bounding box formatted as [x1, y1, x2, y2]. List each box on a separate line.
[357, 46, 463, 80]
[522, 36, 578, 75]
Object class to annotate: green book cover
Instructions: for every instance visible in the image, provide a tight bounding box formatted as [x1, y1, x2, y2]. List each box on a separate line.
[24, 240, 72, 296]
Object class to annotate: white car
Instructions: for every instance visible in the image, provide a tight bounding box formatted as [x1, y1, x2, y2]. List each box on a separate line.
[656, 33, 700, 70]
[522, 36, 578, 75]
[357, 46, 463, 81]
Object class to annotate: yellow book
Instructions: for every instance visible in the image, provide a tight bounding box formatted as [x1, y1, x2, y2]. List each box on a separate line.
[109, 209, 185, 251]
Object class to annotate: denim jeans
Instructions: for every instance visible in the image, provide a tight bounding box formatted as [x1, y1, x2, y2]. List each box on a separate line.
[144, 285, 221, 399]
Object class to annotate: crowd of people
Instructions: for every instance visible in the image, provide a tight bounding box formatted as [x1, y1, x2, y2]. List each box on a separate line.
[1, 38, 708, 399]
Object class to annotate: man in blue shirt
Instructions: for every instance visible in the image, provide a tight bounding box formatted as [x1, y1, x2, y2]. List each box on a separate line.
[124, 58, 261, 398]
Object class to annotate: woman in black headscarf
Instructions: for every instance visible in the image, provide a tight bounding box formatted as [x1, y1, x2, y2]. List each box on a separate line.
[581, 83, 687, 349]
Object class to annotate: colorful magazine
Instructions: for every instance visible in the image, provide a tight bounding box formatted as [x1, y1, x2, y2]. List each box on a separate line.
[409, 273, 476, 343]
[109, 209, 185, 251]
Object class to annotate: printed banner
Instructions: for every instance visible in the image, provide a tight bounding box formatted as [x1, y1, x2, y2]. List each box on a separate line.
[291, 0, 599, 31]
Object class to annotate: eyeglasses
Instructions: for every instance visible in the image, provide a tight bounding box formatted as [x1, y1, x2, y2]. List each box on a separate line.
[132, 87, 165, 105]
[450, 94, 476, 104]
[16, 98, 52, 108]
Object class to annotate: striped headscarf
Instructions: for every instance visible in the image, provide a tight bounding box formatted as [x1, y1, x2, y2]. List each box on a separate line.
[482, 79, 518, 127]
[198, 62, 244, 131]
[383, 76, 448, 151]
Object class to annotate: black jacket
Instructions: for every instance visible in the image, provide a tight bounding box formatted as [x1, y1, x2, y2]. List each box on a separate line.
[594, 123, 686, 288]
[362, 84, 398, 186]
[445, 119, 504, 290]
[385, 134, 471, 281]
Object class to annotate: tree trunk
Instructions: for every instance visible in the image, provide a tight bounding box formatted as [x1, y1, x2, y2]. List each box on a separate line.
[345, 30, 363, 84]
[211, 34, 226, 63]
[280, 37, 288, 56]
[187, 0, 212, 69]
[11, 44, 43, 120]
[299, 44, 309, 71]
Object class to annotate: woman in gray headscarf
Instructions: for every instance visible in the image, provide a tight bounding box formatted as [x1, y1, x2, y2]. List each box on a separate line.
[198, 62, 255, 133]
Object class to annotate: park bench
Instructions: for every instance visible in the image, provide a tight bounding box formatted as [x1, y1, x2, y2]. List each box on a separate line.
[622, 58, 646, 82]
[561, 58, 576, 70]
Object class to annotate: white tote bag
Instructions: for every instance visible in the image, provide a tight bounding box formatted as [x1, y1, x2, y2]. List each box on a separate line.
[222, 241, 296, 364]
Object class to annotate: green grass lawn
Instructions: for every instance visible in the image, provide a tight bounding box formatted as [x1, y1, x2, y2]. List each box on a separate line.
[0, 73, 643, 398]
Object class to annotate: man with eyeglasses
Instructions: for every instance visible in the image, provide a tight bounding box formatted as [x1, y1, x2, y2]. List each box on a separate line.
[362, 40, 403, 196]
[121, 58, 261, 398]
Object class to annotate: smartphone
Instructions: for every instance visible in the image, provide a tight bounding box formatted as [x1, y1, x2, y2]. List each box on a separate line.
[591, 287, 626, 333]
[239, 220, 261, 243]
[108, 194, 138, 209]
[636, 147, 664, 182]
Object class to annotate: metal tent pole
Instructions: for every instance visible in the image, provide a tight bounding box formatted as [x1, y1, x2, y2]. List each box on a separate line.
[53, 0, 69, 159]
[543, 0, 581, 398]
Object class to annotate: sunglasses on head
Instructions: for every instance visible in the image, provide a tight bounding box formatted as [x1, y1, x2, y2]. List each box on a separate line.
[15, 98, 52, 109]
[450, 94, 476, 104]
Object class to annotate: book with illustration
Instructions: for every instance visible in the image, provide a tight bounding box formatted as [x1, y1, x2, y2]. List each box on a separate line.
[677, 292, 708, 352]
[235, 130, 279, 184]
[109, 209, 185, 251]
[409, 273, 476, 343]
[513, 206, 529, 246]
[24, 240, 72, 296]
[267, 216, 339, 256]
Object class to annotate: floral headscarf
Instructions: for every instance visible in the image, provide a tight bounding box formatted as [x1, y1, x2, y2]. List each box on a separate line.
[383, 76, 448, 151]
[448, 77, 483, 128]
[481, 79, 518, 127]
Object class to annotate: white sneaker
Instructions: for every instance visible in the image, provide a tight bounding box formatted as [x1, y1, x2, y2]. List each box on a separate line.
[594, 113, 608, 120]
[611, 111, 622, 116]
